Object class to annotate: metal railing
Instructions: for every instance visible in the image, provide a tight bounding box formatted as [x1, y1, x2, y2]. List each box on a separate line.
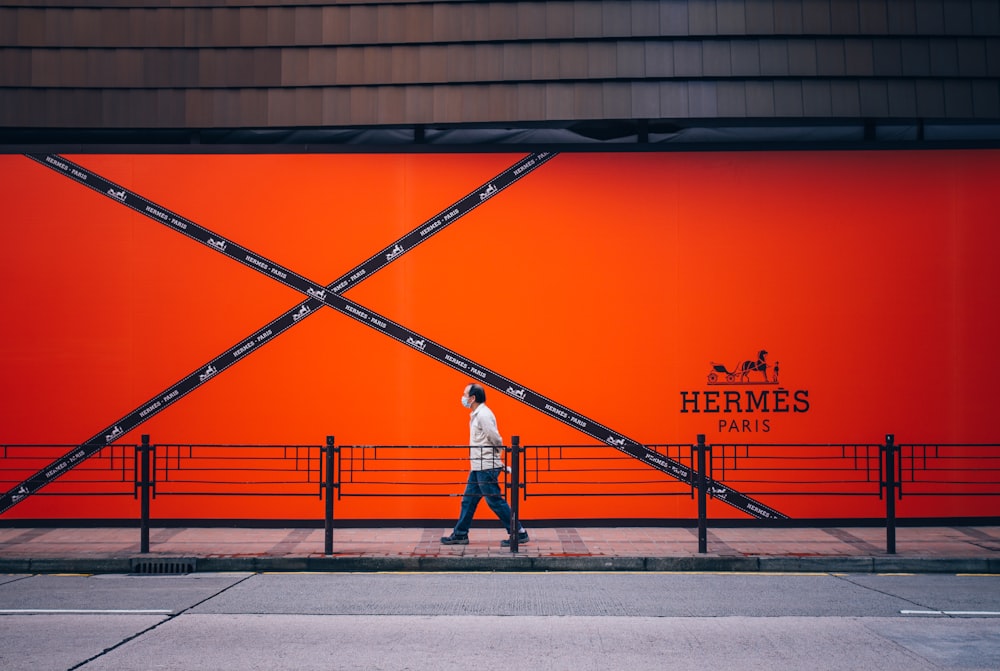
[0, 442, 138, 498]
[696, 434, 1000, 553]
[140, 435, 325, 553]
[336, 443, 485, 497]
[3, 434, 999, 556]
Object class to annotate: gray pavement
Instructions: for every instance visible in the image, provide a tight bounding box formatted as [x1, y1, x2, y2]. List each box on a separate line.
[1, 572, 999, 670]
[1, 524, 999, 573]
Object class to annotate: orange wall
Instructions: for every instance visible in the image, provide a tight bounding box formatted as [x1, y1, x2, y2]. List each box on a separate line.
[1, 151, 998, 521]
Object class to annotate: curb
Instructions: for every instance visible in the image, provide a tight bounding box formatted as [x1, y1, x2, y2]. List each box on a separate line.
[2, 555, 997, 574]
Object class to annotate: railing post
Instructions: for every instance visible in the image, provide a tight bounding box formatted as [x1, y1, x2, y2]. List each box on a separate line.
[694, 434, 708, 554]
[139, 434, 151, 554]
[509, 435, 521, 553]
[883, 433, 897, 555]
[324, 435, 335, 556]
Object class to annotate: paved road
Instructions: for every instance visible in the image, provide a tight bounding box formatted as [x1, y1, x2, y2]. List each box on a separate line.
[1, 572, 998, 670]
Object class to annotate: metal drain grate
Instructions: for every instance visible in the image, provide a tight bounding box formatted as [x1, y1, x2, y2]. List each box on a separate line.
[130, 558, 197, 575]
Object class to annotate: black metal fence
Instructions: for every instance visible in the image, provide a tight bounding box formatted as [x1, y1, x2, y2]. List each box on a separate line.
[2, 434, 999, 556]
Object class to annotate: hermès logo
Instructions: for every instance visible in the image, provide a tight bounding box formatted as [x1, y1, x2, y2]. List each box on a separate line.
[680, 348, 807, 434]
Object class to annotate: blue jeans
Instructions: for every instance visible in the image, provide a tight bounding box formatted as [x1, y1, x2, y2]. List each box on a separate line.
[452, 468, 520, 536]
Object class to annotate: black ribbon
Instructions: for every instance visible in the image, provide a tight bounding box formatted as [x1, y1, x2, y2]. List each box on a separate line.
[4, 153, 786, 520]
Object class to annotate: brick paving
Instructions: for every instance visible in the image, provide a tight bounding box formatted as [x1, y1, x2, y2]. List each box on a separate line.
[1, 525, 997, 573]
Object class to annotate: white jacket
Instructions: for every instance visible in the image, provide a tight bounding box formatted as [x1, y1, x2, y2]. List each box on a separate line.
[468, 403, 504, 471]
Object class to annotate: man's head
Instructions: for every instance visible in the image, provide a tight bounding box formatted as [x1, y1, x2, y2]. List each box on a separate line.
[462, 383, 486, 408]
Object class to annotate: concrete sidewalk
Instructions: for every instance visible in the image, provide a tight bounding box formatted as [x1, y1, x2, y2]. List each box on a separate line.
[1, 525, 998, 574]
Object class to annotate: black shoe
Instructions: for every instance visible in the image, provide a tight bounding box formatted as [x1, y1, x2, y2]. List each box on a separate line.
[501, 532, 529, 547]
[440, 533, 469, 545]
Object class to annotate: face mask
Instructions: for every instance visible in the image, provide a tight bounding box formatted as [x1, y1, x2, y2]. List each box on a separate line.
[461, 395, 472, 408]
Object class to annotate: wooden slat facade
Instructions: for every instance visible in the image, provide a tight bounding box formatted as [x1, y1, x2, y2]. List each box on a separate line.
[0, 0, 997, 131]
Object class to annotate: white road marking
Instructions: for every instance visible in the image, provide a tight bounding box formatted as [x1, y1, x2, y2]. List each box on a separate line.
[0, 608, 172, 614]
[901, 610, 1000, 616]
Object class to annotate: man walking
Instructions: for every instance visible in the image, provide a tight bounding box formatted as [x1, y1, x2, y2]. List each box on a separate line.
[441, 382, 528, 546]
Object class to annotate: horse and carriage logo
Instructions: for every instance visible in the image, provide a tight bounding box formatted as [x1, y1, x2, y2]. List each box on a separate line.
[707, 349, 780, 385]
[479, 183, 498, 201]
